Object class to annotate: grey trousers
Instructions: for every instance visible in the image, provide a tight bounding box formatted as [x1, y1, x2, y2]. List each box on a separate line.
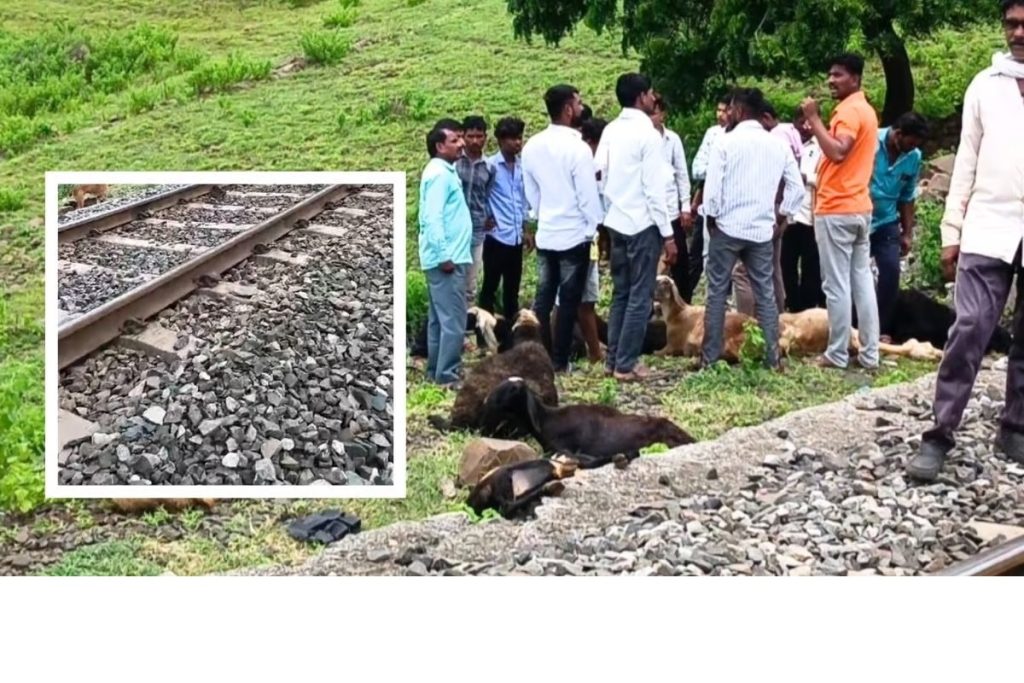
[702, 227, 779, 368]
[733, 231, 785, 315]
[465, 232, 485, 305]
[815, 213, 879, 368]
[926, 249, 1024, 446]
[426, 263, 469, 384]
[606, 225, 662, 373]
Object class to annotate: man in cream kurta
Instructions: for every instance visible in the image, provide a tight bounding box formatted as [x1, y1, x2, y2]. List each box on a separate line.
[908, 0, 1024, 482]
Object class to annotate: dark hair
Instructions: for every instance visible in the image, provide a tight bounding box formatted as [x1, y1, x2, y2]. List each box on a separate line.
[427, 118, 462, 157]
[580, 117, 608, 146]
[615, 72, 653, 107]
[793, 104, 806, 121]
[544, 84, 579, 120]
[893, 111, 929, 139]
[462, 115, 487, 133]
[761, 101, 777, 119]
[729, 87, 767, 120]
[717, 92, 733, 107]
[581, 104, 593, 122]
[1003, 0, 1024, 17]
[494, 116, 526, 140]
[653, 93, 668, 112]
[829, 52, 865, 78]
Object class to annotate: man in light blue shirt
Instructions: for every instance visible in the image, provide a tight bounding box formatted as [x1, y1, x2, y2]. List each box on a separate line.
[419, 118, 473, 388]
[479, 117, 531, 322]
[869, 112, 927, 341]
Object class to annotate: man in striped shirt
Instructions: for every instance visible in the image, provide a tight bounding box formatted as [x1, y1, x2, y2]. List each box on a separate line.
[456, 116, 496, 307]
[701, 88, 805, 370]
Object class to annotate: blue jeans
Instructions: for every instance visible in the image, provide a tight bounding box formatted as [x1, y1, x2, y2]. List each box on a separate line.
[533, 240, 591, 370]
[425, 263, 469, 384]
[606, 225, 662, 373]
[870, 221, 901, 337]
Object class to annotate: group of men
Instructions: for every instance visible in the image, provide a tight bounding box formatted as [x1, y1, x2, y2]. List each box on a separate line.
[417, 0, 1024, 483]
[417, 56, 927, 381]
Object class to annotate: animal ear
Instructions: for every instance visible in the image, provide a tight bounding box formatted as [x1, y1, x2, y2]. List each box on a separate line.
[523, 385, 544, 436]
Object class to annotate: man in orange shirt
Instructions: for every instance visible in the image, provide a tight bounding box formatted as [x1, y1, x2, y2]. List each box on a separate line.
[800, 53, 880, 370]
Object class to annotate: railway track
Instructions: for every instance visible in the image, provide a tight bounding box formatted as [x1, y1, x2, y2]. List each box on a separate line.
[56, 183, 396, 489]
[936, 535, 1024, 576]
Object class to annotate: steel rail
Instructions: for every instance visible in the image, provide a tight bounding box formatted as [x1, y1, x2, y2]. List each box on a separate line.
[57, 184, 356, 370]
[57, 184, 216, 243]
[933, 536, 1024, 576]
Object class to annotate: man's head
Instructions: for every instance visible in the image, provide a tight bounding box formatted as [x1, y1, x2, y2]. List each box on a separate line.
[461, 116, 487, 157]
[727, 87, 766, 127]
[427, 118, 464, 161]
[580, 117, 608, 155]
[793, 105, 812, 142]
[615, 72, 656, 114]
[494, 116, 526, 158]
[650, 93, 669, 130]
[891, 112, 929, 154]
[826, 53, 865, 100]
[1004, 0, 1024, 61]
[715, 93, 731, 127]
[760, 102, 778, 131]
[544, 84, 584, 127]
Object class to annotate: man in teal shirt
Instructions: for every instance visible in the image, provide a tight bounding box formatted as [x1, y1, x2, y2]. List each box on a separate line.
[419, 118, 474, 388]
[869, 112, 928, 340]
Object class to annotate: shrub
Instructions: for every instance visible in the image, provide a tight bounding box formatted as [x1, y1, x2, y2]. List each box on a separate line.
[407, 270, 428, 337]
[187, 52, 272, 95]
[0, 187, 26, 212]
[301, 29, 351, 65]
[0, 353, 45, 514]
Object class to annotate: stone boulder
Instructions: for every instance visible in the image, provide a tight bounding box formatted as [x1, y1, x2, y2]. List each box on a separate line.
[457, 438, 538, 488]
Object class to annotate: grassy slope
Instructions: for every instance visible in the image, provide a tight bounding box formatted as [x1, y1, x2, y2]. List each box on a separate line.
[0, 0, 1002, 574]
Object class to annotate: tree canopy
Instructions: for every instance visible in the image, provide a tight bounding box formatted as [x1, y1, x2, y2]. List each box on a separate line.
[506, 0, 998, 124]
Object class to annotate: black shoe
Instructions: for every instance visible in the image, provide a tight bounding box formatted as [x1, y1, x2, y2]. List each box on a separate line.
[906, 438, 951, 482]
[994, 426, 1024, 465]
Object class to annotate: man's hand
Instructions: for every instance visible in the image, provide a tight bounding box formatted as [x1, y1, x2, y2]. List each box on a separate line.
[680, 211, 694, 232]
[663, 238, 678, 266]
[524, 232, 535, 252]
[900, 232, 912, 257]
[440, 260, 455, 274]
[484, 217, 496, 231]
[940, 245, 960, 282]
[800, 96, 820, 121]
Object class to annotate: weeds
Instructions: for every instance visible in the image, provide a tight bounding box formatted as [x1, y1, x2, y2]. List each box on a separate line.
[301, 30, 351, 65]
[188, 52, 272, 95]
[0, 187, 26, 211]
[0, 353, 44, 514]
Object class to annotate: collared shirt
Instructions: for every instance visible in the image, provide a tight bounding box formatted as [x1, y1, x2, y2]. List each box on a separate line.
[941, 65, 1024, 265]
[870, 127, 922, 231]
[771, 122, 803, 162]
[658, 126, 692, 215]
[521, 123, 604, 251]
[486, 151, 528, 246]
[815, 90, 879, 216]
[594, 107, 672, 238]
[455, 152, 495, 231]
[793, 137, 822, 226]
[418, 157, 473, 271]
[692, 124, 725, 181]
[703, 119, 805, 243]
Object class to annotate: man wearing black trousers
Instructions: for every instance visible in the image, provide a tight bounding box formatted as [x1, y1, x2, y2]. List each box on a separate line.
[479, 117, 532, 321]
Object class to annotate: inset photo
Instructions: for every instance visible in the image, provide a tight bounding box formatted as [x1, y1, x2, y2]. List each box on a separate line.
[45, 172, 406, 499]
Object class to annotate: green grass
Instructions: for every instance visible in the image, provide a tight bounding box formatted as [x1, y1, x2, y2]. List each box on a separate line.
[42, 539, 165, 576]
[0, 351, 44, 514]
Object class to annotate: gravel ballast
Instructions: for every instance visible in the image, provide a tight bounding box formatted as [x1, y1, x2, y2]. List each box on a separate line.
[57, 186, 395, 488]
[230, 366, 1022, 576]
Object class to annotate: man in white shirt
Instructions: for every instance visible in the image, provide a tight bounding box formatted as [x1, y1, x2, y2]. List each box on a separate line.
[909, 0, 1024, 482]
[689, 94, 732, 292]
[651, 94, 694, 302]
[522, 83, 604, 373]
[780, 112, 826, 312]
[595, 72, 676, 381]
[701, 88, 804, 370]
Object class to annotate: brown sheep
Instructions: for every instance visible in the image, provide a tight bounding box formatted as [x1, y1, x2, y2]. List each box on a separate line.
[653, 275, 751, 363]
[429, 310, 557, 438]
